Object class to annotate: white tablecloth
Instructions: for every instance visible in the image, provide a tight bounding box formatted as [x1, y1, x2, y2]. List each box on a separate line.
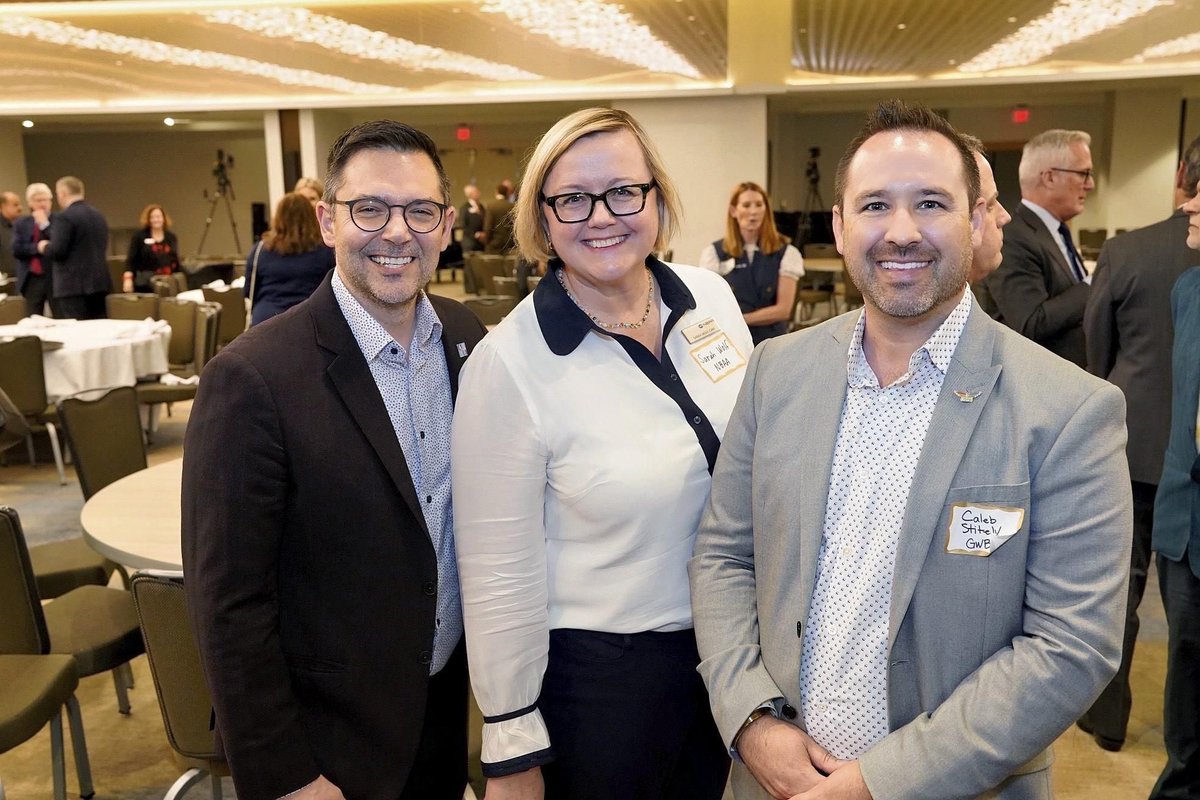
[0, 318, 171, 402]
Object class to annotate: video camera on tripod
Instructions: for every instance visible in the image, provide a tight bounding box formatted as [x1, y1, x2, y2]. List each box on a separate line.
[196, 148, 242, 255]
[805, 147, 821, 189]
[211, 149, 235, 198]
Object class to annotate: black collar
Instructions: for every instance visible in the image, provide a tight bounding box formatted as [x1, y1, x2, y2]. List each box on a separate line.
[533, 256, 696, 356]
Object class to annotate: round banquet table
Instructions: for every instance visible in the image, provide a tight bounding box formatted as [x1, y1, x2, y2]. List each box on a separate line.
[81, 458, 183, 570]
[0, 318, 171, 402]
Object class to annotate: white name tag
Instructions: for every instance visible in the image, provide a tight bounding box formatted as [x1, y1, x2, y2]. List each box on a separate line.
[689, 333, 746, 383]
[681, 317, 719, 344]
[945, 503, 1025, 556]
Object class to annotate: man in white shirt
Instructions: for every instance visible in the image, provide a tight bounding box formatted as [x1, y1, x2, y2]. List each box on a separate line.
[981, 129, 1095, 366]
[690, 100, 1131, 800]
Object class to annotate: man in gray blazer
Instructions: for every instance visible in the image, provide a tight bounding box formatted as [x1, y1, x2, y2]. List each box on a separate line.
[1149, 179, 1200, 800]
[1079, 135, 1200, 752]
[690, 100, 1131, 800]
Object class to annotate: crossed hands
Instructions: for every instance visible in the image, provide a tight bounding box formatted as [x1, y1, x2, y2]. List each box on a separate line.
[738, 717, 872, 800]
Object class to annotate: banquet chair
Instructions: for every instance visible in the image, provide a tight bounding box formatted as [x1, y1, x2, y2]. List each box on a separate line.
[106, 293, 159, 321]
[491, 276, 520, 299]
[0, 507, 93, 800]
[194, 303, 221, 373]
[789, 287, 835, 331]
[840, 276, 865, 311]
[135, 300, 200, 436]
[0, 294, 24, 324]
[130, 572, 230, 800]
[57, 386, 147, 503]
[802, 242, 840, 259]
[149, 275, 179, 298]
[200, 287, 245, 350]
[463, 296, 517, 326]
[0, 334, 66, 484]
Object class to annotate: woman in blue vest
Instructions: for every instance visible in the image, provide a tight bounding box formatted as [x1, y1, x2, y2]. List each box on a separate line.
[699, 181, 804, 344]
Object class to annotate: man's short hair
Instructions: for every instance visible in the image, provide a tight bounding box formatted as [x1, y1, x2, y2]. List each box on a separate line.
[1017, 130, 1091, 191]
[834, 100, 980, 210]
[323, 120, 450, 205]
[25, 182, 51, 202]
[1181, 134, 1200, 199]
[56, 176, 84, 197]
[961, 133, 986, 158]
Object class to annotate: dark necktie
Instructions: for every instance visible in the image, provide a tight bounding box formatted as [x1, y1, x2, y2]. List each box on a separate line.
[1057, 223, 1086, 282]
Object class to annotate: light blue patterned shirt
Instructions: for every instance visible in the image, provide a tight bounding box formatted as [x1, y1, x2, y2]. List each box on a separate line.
[332, 271, 460, 674]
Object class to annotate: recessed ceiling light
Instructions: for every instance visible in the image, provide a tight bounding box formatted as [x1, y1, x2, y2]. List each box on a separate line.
[21, 119, 33, 128]
[1008, 16, 1018, 23]
[897, 23, 907, 30]
[163, 117, 175, 126]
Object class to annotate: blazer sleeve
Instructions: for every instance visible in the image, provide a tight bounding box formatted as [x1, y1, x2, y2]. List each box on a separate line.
[1083, 243, 1118, 377]
[987, 231, 1089, 344]
[181, 349, 322, 800]
[12, 219, 38, 259]
[858, 382, 1132, 800]
[689, 344, 791, 748]
[43, 211, 75, 263]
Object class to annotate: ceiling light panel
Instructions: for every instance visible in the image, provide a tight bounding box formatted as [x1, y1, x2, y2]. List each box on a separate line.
[478, 0, 703, 79]
[1132, 31, 1200, 60]
[203, 8, 542, 81]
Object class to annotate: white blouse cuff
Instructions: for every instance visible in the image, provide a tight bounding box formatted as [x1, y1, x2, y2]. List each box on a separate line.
[480, 708, 554, 777]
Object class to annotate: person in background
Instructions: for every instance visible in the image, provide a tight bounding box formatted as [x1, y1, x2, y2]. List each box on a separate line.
[1147, 177, 1200, 800]
[963, 136, 1013, 285]
[294, 176, 324, 205]
[40, 176, 110, 319]
[453, 107, 748, 800]
[12, 183, 53, 317]
[126, 204, 180, 292]
[0, 190, 20, 279]
[483, 181, 515, 254]
[459, 184, 485, 253]
[699, 181, 803, 344]
[243, 192, 335, 326]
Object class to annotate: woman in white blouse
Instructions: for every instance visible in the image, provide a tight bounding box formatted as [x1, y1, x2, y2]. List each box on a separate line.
[452, 108, 752, 799]
[698, 181, 804, 345]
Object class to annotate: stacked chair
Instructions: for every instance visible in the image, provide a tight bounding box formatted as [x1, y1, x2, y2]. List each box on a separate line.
[199, 287, 244, 350]
[105, 293, 159, 321]
[135, 299, 203, 434]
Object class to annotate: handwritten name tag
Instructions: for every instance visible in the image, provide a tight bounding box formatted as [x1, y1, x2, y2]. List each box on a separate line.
[945, 503, 1025, 557]
[690, 333, 746, 383]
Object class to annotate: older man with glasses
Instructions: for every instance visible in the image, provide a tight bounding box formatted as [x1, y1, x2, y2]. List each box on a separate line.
[981, 128, 1095, 367]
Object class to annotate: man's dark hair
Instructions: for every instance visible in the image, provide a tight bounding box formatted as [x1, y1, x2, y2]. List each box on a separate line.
[834, 100, 980, 210]
[1181, 134, 1200, 199]
[324, 120, 450, 204]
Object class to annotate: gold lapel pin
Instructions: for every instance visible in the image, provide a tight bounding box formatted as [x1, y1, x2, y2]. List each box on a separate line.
[954, 390, 982, 403]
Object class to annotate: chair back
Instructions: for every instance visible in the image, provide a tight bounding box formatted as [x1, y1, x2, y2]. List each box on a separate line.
[0, 295, 24, 325]
[158, 299, 198, 368]
[131, 572, 224, 761]
[492, 276, 520, 298]
[195, 302, 222, 371]
[149, 275, 179, 298]
[0, 336, 49, 417]
[841, 276, 865, 309]
[172, 273, 190, 294]
[463, 296, 517, 325]
[803, 243, 840, 259]
[57, 386, 146, 500]
[0, 507, 51, 655]
[106, 257, 126, 293]
[200, 288, 245, 348]
[106, 293, 159, 321]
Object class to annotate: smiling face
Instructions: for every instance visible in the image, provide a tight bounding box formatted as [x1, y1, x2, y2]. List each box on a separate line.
[148, 208, 165, 231]
[731, 188, 767, 243]
[541, 128, 658, 291]
[1184, 179, 1200, 251]
[968, 152, 1012, 282]
[833, 129, 981, 324]
[317, 147, 453, 327]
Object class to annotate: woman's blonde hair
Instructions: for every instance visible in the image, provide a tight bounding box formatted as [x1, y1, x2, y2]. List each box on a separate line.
[722, 181, 785, 259]
[514, 107, 681, 265]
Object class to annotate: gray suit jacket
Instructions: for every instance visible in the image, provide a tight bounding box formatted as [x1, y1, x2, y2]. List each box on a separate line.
[983, 203, 1090, 367]
[1084, 211, 1200, 484]
[690, 300, 1131, 800]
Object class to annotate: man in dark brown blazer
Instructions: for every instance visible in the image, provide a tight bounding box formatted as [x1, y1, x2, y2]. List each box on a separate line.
[1078, 135, 1200, 752]
[183, 120, 486, 800]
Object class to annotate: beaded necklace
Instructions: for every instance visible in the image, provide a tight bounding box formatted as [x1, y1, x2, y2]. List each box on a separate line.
[556, 267, 654, 330]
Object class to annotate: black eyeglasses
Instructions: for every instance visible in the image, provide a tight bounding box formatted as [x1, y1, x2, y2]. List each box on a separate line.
[333, 197, 449, 233]
[1050, 167, 1094, 183]
[542, 182, 655, 224]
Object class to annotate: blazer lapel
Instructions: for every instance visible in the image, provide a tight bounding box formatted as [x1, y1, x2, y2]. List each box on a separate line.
[309, 280, 430, 537]
[1021, 204, 1076, 285]
[888, 304, 1002, 647]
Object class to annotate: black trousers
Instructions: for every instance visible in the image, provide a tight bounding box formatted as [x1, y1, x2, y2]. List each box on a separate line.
[1079, 479, 1156, 744]
[21, 272, 51, 316]
[539, 628, 730, 800]
[1151, 552, 1200, 799]
[55, 291, 107, 320]
[400, 641, 469, 800]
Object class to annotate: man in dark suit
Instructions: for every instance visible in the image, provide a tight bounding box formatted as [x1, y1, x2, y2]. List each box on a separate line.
[983, 129, 1094, 366]
[459, 183, 485, 253]
[40, 176, 110, 319]
[1149, 177, 1200, 800]
[12, 183, 55, 317]
[183, 120, 487, 800]
[483, 182, 515, 254]
[1080, 136, 1200, 752]
[0, 190, 20, 279]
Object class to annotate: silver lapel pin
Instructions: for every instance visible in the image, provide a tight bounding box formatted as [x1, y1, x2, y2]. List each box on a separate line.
[954, 390, 982, 403]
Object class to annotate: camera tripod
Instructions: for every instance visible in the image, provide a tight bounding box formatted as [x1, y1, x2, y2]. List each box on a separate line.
[195, 152, 242, 255]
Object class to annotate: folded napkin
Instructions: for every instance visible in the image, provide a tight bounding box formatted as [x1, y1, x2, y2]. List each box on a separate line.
[159, 373, 200, 386]
[16, 314, 66, 329]
[231, 276, 245, 288]
[203, 279, 228, 290]
[113, 318, 171, 339]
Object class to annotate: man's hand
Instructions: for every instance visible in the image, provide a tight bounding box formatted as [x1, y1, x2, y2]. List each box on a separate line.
[738, 716, 846, 799]
[790, 761, 871, 800]
[485, 767, 544, 800]
[36, 239, 49, 254]
[283, 775, 346, 800]
[32, 208, 48, 227]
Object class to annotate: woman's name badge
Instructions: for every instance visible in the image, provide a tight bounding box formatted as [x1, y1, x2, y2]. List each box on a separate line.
[945, 503, 1025, 557]
[690, 333, 746, 383]
[681, 317, 719, 344]
[144, 238, 156, 245]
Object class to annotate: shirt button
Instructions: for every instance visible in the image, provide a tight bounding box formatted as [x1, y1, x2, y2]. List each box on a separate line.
[419, 650, 432, 665]
[426, 494, 432, 503]
[841, 546, 853, 558]
[670, 374, 679, 381]
[692, 415, 702, 425]
[419, 431, 425, 439]
[423, 581, 436, 596]
[390, 347, 398, 355]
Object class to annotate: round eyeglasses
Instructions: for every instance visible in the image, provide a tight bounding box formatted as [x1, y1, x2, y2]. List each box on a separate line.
[333, 197, 449, 234]
[541, 182, 655, 224]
